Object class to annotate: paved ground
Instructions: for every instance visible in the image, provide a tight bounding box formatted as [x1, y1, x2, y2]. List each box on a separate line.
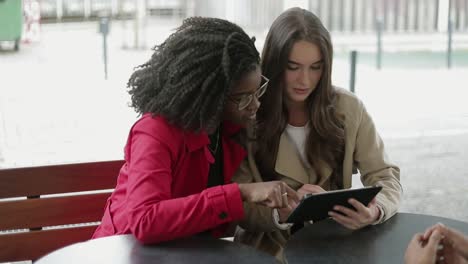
[387, 134, 468, 222]
[0, 18, 467, 225]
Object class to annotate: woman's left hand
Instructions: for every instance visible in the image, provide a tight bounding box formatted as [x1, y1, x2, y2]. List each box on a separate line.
[328, 198, 380, 230]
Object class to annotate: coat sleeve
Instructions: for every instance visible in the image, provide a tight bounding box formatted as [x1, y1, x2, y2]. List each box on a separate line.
[124, 120, 244, 244]
[354, 102, 403, 223]
[232, 156, 281, 233]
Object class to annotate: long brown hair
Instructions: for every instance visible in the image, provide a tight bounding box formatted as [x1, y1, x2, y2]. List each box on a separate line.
[256, 7, 345, 181]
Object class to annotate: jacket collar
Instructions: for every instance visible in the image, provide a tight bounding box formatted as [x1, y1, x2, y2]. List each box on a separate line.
[184, 121, 244, 152]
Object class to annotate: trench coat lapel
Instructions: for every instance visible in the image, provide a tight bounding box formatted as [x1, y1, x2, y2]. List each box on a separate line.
[316, 159, 333, 186]
[274, 133, 334, 186]
[274, 133, 309, 184]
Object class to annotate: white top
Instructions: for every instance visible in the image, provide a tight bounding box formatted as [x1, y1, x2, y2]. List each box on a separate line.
[285, 122, 310, 168]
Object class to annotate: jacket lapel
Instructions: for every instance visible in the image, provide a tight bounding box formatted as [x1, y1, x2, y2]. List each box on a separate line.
[222, 121, 247, 183]
[274, 132, 334, 186]
[183, 122, 247, 183]
[316, 159, 333, 186]
[274, 133, 309, 184]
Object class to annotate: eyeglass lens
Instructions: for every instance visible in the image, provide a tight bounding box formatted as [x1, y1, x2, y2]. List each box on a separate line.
[238, 76, 269, 110]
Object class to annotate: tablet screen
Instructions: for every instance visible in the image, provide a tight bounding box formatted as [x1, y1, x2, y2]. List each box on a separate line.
[286, 186, 382, 223]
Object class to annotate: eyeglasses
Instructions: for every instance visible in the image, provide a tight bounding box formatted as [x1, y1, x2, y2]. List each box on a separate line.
[229, 75, 269, 110]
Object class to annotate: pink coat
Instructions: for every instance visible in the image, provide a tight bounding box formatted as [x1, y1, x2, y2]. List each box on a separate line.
[93, 114, 246, 244]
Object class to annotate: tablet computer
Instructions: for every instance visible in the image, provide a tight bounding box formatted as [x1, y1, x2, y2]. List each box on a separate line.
[286, 185, 382, 223]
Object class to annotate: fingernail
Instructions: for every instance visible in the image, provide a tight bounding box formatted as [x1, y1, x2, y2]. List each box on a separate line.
[437, 244, 444, 251]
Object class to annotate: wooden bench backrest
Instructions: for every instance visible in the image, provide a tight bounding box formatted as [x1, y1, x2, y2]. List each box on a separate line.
[0, 160, 124, 262]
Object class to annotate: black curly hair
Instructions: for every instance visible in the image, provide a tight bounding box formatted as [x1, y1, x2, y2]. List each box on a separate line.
[128, 17, 260, 133]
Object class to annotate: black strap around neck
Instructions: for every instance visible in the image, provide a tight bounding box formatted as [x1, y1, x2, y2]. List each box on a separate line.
[207, 129, 224, 187]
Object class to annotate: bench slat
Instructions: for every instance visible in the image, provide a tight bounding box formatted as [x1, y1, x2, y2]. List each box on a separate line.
[0, 192, 110, 230]
[0, 225, 98, 262]
[0, 160, 124, 198]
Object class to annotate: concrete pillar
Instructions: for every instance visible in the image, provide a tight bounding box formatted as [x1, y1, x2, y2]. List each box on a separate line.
[56, 0, 63, 20]
[84, 0, 91, 18]
[438, 0, 450, 31]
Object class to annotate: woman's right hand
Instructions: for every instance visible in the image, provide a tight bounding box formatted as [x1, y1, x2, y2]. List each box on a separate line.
[238, 181, 300, 209]
[276, 184, 326, 223]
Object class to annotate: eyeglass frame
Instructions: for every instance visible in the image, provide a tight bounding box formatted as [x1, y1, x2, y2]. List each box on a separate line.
[228, 75, 269, 110]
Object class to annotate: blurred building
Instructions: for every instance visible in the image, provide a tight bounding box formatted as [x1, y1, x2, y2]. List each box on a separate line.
[36, 0, 467, 32]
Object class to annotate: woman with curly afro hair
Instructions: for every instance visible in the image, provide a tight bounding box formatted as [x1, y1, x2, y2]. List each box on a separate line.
[93, 17, 299, 244]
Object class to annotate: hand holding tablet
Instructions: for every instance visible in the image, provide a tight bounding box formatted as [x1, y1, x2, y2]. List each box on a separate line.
[286, 186, 382, 223]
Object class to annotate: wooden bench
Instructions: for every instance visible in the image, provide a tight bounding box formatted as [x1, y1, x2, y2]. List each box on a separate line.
[0, 160, 124, 262]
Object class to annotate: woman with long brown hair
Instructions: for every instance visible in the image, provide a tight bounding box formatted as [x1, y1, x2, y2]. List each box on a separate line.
[233, 7, 402, 262]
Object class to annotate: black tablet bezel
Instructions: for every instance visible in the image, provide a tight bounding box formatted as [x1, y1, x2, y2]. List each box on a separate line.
[286, 185, 383, 223]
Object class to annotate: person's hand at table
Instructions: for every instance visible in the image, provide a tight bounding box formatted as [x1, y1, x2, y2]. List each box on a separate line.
[238, 181, 300, 209]
[422, 223, 468, 264]
[404, 228, 444, 264]
[328, 197, 380, 230]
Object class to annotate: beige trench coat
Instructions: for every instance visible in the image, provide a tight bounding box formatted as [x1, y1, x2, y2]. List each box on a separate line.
[232, 87, 402, 262]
